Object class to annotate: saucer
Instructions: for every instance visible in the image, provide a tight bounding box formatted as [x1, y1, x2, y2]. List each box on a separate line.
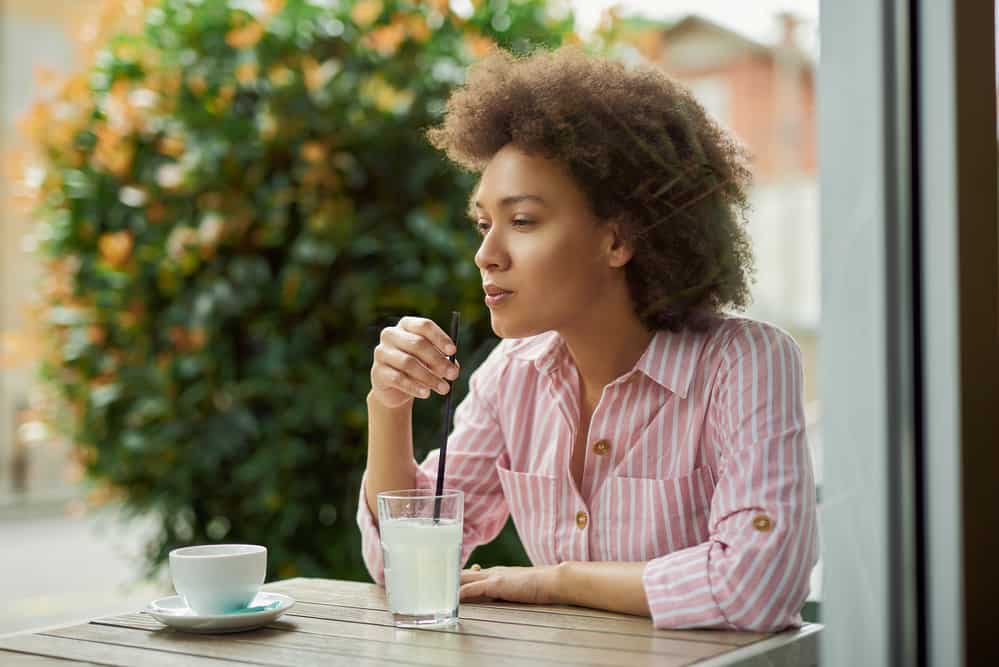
[145, 592, 295, 633]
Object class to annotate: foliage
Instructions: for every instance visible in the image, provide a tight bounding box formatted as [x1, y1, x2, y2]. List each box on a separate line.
[20, 0, 580, 581]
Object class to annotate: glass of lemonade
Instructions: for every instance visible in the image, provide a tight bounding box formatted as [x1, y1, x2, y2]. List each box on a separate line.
[377, 489, 463, 628]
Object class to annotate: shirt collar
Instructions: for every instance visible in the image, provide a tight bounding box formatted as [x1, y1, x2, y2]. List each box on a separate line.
[507, 331, 567, 375]
[510, 326, 710, 399]
[633, 327, 709, 398]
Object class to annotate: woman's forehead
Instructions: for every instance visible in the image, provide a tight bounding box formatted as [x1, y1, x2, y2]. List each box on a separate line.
[474, 145, 582, 207]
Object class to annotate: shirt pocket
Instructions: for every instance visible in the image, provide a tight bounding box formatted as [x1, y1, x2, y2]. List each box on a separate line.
[495, 463, 559, 566]
[606, 466, 716, 560]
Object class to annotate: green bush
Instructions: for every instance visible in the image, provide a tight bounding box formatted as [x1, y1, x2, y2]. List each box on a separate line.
[25, 0, 577, 581]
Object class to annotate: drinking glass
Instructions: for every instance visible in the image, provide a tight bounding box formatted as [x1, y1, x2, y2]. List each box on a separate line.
[377, 489, 464, 628]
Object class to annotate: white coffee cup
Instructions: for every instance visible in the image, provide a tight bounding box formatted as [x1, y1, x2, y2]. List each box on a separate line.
[169, 544, 266, 615]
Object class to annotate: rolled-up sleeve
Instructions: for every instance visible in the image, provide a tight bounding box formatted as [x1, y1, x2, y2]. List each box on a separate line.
[356, 341, 511, 584]
[642, 322, 820, 631]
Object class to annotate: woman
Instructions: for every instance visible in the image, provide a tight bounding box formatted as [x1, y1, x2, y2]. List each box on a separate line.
[356, 46, 818, 631]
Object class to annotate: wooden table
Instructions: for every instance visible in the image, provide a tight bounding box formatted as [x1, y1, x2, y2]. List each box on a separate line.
[0, 578, 820, 666]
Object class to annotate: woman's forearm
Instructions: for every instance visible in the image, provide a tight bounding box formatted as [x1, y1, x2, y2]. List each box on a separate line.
[364, 391, 418, 522]
[554, 561, 651, 617]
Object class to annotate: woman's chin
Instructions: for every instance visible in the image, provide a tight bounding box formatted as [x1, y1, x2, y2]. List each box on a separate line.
[489, 312, 547, 340]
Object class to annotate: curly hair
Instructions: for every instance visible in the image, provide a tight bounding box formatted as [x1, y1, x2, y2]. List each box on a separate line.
[425, 46, 755, 332]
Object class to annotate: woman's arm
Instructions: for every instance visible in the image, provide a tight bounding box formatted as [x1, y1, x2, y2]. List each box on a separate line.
[358, 334, 512, 584]
[555, 561, 650, 616]
[364, 317, 460, 522]
[460, 561, 650, 617]
[640, 323, 818, 631]
[363, 391, 418, 522]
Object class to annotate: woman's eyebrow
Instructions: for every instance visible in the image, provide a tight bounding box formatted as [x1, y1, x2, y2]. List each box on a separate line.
[473, 194, 549, 210]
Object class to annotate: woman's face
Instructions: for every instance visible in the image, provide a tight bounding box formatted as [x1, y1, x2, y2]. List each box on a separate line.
[472, 144, 631, 339]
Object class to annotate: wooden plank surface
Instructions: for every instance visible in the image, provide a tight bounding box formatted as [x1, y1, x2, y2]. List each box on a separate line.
[263, 578, 764, 643]
[98, 611, 722, 666]
[0, 577, 821, 667]
[265, 578, 769, 646]
[0, 653, 102, 666]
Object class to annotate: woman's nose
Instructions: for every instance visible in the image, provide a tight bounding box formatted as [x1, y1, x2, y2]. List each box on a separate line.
[474, 229, 508, 272]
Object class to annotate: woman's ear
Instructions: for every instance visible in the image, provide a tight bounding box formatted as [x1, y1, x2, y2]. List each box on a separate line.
[605, 219, 635, 269]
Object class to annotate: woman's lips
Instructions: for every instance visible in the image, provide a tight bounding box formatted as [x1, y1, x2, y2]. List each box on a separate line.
[484, 290, 513, 307]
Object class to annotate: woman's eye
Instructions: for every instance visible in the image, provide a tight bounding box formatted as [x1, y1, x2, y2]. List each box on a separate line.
[475, 218, 532, 235]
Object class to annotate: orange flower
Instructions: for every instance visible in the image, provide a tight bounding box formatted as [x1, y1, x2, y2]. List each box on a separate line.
[167, 325, 188, 349]
[188, 327, 207, 350]
[301, 57, 341, 93]
[364, 23, 407, 56]
[463, 31, 496, 58]
[226, 21, 265, 49]
[17, 102, 52, 146]
[300, 141, 327, 163]
[351, 0, 384, 29]
[93, 124, 135, 177]
[401, 13, 431, 43]
[268, 65, 294, 87]
[635, 29, 662, 61]
[86, 325, 107, 346]
[167, 326, 206, 352]
[187, 72, 209, 96]
[97, 230, 134, 268]
[360, 75, 414, 114]
[118, 299, 145, 329]
[427, 0, 449, 14]
[218, 84, 236, 105]
[264, 0, 286, 15]
[159, 134, 185, 158]
[236, 62, 259, 84]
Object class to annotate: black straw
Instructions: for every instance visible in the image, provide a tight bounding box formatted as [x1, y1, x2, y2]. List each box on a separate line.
[433, 311, 460, 523]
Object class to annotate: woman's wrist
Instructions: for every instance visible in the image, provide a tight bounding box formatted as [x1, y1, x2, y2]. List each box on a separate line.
[367, 389, 413, 412]
[551, 561, 574, 605]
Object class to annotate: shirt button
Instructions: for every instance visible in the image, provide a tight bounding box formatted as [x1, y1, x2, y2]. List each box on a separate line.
[575, 511, 588, 529]
[752, 514, 773, 532]
[592, 439, 610, 456]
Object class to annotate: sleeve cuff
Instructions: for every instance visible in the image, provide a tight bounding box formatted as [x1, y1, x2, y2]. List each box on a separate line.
[642, 542, 732, 629]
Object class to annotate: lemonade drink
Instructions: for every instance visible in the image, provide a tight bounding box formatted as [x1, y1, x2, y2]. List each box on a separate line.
[381, 517, 461, 619]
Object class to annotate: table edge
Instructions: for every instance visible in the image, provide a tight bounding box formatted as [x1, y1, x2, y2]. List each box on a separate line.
[690, 623, 822, 667]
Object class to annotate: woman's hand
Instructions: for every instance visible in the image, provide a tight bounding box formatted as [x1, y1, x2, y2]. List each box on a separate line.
[459, 565, 562, 605]
[370, 316, 459, 410]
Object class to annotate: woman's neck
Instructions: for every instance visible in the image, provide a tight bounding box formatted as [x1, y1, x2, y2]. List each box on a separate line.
[559, 300, 654, 405]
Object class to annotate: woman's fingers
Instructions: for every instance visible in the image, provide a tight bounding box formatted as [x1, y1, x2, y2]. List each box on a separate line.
[385, 327, 459, 382]
[460, 568, 490, 584]
[369, 317, 460, 406]
[459, 579, 496, 602]
[375, 345, 450, 396]
[398, 316, 457, 356]
[371, 363, 432, 399]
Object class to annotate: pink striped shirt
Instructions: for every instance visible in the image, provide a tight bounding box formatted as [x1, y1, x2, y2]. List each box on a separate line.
[356, 315, 819, 631]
